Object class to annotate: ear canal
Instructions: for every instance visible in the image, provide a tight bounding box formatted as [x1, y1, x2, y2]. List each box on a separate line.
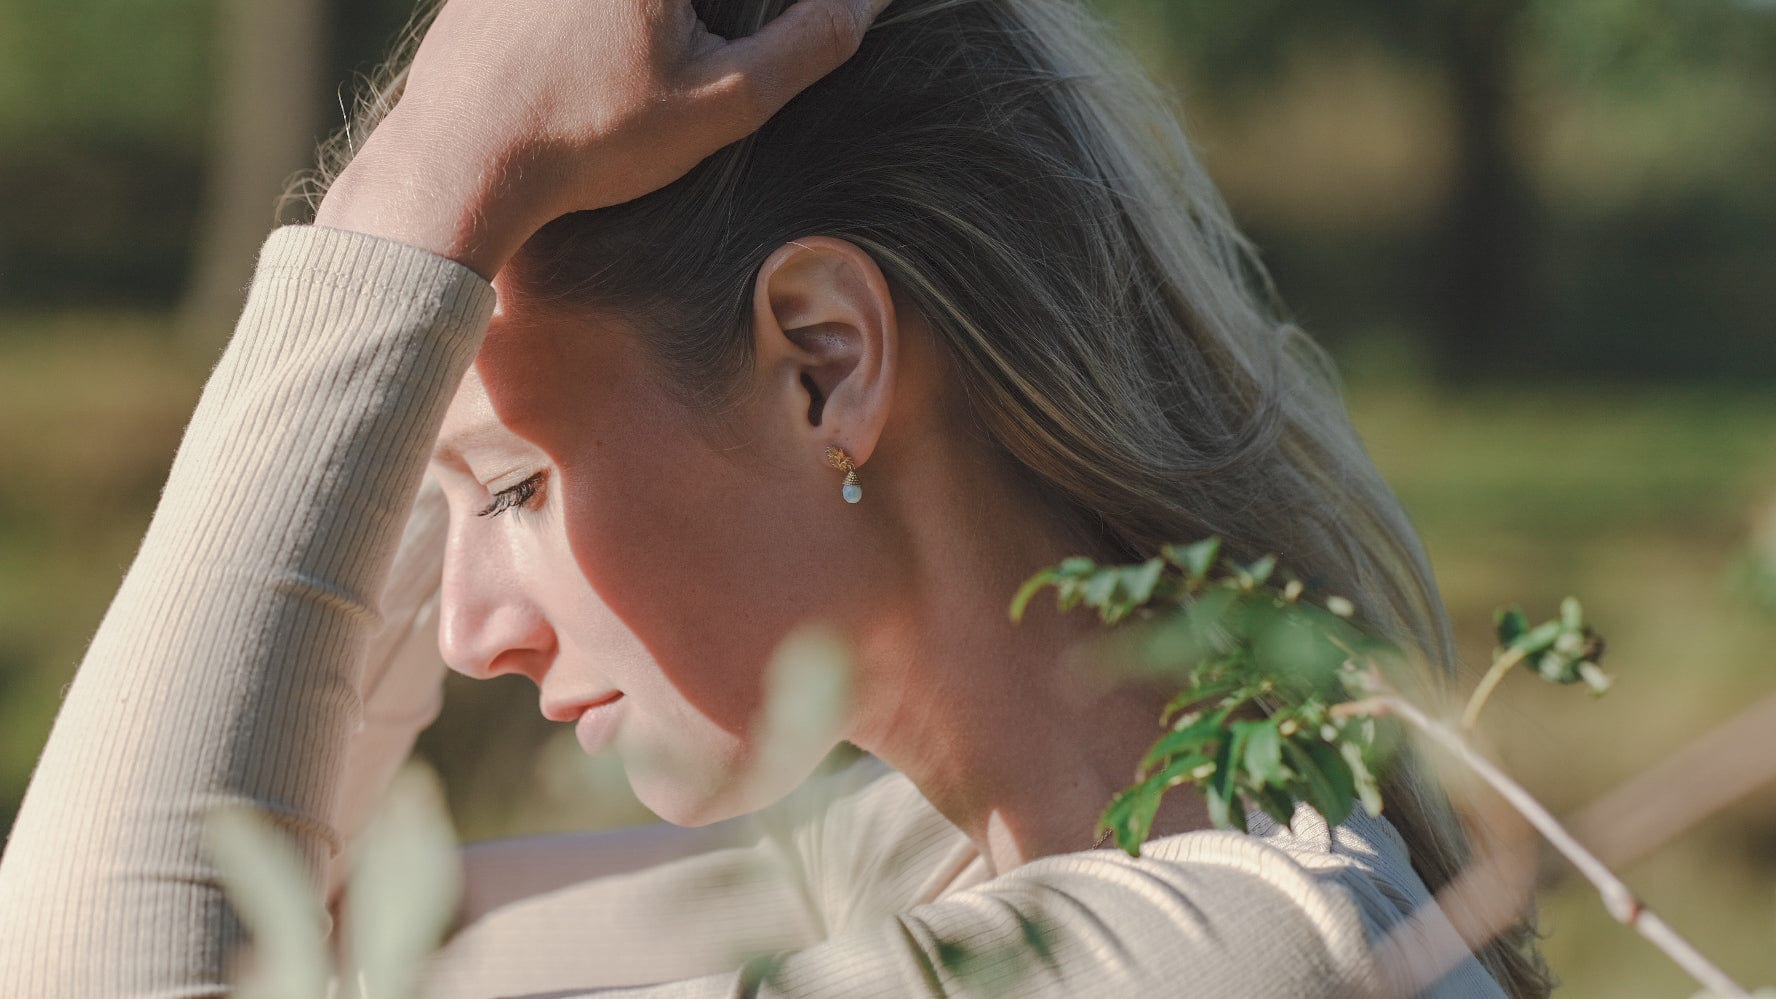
[801, 371, 826, 426]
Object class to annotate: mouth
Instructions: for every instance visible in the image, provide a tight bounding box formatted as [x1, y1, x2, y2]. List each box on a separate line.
[540, 690, 622, 723]
[571, 692, 626, 755]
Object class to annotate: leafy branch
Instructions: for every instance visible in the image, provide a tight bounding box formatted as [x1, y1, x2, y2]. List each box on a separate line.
[1011, 537, 1403, 853]
[1010, 536, 1758, 998]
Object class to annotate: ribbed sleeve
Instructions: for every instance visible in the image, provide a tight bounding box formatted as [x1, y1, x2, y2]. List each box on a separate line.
[0, 223, 497, 996]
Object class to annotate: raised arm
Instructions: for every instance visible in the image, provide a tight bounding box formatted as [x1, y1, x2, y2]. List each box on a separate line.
[0, 1, 894, 991]
[0, 222, 499, 993]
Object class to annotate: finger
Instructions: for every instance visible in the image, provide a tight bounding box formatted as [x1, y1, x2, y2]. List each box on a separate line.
[690, 0, 890, 127]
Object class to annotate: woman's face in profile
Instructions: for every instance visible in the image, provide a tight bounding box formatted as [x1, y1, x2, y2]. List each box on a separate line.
[426, 272, 865, 826]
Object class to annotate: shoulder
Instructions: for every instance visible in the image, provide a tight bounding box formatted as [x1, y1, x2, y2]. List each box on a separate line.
[752, 752, 983, 936]
[899, 800, 1506, 998]
[1103, 802, 1508, 997]
[752, 759, 1507, 998]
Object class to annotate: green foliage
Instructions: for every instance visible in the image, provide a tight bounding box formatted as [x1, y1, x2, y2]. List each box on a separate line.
[1013, 537, 1611, 858]
[1010, 540, 1398, 855]
[1494, 597, 1612, 693]
[206, 761, 463, 998]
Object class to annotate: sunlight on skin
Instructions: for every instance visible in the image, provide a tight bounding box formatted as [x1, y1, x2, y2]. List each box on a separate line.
[426, 238, 1218, 875]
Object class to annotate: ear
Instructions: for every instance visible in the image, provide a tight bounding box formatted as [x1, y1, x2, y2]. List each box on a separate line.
[750, 236, 897, 467]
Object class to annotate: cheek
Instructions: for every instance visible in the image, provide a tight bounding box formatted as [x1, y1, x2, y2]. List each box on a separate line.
[480, 325, 855, 822]
[554, 410, 815, 736]
[513, 345, 840, 742]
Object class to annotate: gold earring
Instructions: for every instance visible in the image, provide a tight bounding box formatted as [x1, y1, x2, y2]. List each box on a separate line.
[823, 445, 863, 504]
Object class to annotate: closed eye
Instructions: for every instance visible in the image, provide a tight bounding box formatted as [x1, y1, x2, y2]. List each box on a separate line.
[476, 470, 546, 518]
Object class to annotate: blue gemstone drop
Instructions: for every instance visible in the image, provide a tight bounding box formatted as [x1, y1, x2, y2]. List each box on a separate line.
[842, 482, 863, 504]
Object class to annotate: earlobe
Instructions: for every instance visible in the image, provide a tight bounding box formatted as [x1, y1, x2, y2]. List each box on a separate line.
[750, 236, 897, 465]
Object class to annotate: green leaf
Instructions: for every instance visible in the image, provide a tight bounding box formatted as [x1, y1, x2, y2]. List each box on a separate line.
[1160, 676, 1245, 725]
[1253, 784, 1298, 828]
[1307, 739, 1357, 826]
[1511, 620, 1562, 656]
[1339, 740, 1384, 816]
[1161, 537, 1221, 582]
[1008, 569, 1058, 623]
[1494, 605, 1528, 647]
[1282, 738, 1355, 828]
[1237, 718, 1284, 786]
[1250, 603, 1346, 697]
[1082, 567, 1120, 611]
[204, 807, 332, 999]
[1237, 555, 1277, 589]
[1151, 750, 1215, 789]
[1054, 582, 1079, 610]
[1140, 709, 1228, 775]
[1101, 782, 1164, 856]
[1560, 596, 1583, 631]
[345, 762, 463, 999]
[1137, 588, 1241, 670]
[1121, 557, 1165, 607]
[1205, 725, 1250, 833]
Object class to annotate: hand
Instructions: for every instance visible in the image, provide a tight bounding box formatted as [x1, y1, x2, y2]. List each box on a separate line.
[315, 0, 893, 280]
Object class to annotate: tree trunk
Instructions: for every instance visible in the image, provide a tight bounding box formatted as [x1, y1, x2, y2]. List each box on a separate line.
[1431, 0, 1534, 381]
[178, 0, 326, 353]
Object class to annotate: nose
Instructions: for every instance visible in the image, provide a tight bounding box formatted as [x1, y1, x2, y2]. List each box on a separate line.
[436, 523, 557, 683]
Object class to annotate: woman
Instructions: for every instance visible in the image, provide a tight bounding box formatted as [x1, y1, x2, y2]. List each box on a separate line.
[0, 0, 1551, 995]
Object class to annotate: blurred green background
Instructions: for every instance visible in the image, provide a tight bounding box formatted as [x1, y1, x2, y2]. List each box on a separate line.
[3, 1, 1774, 994]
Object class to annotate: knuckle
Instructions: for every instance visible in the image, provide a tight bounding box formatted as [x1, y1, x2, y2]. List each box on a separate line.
[810, 2, 865, 60]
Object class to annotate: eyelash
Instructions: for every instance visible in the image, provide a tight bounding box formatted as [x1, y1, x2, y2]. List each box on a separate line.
[476, 470, 546, 519]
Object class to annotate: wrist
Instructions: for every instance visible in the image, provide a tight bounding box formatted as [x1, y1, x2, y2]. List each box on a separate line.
[313, 110, 546, 282]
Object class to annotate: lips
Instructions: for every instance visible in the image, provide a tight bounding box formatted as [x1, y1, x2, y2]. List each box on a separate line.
[572, 693, 627, 755]
[540, 690, 622, 723]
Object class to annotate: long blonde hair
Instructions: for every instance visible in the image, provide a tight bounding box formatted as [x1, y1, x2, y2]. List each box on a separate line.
[291, 0, 1553, 993]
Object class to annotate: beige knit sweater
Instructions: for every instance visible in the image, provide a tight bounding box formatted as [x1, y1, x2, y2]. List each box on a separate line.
[0, 223, 1507, 998]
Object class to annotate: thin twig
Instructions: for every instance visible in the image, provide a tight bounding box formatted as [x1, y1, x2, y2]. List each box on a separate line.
[1334, 685, 1749, 999]
[1460, 646, 1524, 732]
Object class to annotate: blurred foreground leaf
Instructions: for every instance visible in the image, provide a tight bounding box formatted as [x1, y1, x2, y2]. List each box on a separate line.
[204, 806, 331, 999]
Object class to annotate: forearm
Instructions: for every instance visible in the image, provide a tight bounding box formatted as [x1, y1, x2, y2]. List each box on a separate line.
[0, 224, 496, 994]
[314, 107, 547, 282]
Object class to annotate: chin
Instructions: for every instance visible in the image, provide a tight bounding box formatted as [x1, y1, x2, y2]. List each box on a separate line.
[619, 731, 836, 827]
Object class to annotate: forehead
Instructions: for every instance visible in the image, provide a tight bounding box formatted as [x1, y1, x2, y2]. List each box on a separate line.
[433, 365, 506, 466]
[432, 281, 634, 466]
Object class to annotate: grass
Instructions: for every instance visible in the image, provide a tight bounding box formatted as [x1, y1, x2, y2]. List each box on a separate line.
[1, 312, 1772, 996]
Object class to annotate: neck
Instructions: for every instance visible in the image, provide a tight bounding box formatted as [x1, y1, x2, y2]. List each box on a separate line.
[842, 447, 1212, 875]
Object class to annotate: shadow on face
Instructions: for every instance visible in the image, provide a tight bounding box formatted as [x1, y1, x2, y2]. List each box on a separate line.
[440, 274, 872, 824]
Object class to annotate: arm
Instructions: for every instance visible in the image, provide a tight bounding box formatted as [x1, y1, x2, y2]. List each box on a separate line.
[492, 832, 1400, 999]
[0, 1, 899, 991]
[324, 466, 452, 911]
[455, 818, 759, 923]
[421, 821, 826, 998]
[0, 222, 497, 994]
[421, 762, 1480, 999]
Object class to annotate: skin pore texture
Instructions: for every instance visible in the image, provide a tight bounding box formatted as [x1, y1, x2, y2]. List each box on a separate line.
[427, 234, 1214, 876]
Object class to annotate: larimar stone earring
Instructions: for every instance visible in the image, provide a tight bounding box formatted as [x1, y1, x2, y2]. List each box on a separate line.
[823, 445, 863, 504]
